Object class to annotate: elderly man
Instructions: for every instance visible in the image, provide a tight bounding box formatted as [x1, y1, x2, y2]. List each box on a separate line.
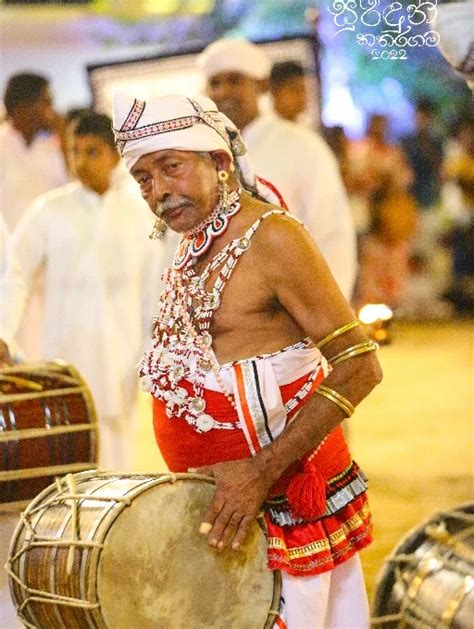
[113, 92, 382, 627]
[198, 38, 357, 300]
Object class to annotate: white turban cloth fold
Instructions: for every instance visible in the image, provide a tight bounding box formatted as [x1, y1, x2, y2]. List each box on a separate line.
[112, 93, 286, 208]
[434, 1, 474, 88]
[198, 38, 271, 80]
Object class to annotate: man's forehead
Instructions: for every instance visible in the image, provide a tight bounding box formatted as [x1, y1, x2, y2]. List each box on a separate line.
[132, 149, 195, 171]
[208, 70, 253, 83]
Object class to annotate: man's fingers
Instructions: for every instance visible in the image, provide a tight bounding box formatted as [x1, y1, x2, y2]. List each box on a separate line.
[217, 511, 243, 550]
[207, 504, 235, 549]
[188, 466, 215, 478]
[231, 515, 254, 550]
[201, 491, 226, 539]
[199, 522, 212, 535]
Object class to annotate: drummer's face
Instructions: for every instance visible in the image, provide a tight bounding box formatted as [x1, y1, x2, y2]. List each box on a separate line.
[131, 149, 231, 233]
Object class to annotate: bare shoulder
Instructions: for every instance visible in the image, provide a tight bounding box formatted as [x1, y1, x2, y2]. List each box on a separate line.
[253, 210, 316, 260]
[237, 196, 319, 271]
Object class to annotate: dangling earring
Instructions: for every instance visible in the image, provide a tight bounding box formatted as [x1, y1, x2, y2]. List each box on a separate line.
[149, 217, 166, 240]
[149, 216, 167, 240]
[218, 170, 229, 212]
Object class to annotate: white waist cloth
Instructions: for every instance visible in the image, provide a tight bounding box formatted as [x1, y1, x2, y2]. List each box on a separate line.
[182, 340, 327, 394]
[281, 554, 370, 629]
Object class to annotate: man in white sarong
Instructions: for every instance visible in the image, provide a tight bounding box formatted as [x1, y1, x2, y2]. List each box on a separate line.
[0, 72, 68, 230]
[2, 111, 171, 471]
[112, 92, 382, 627]
[1, 73, 70, 360]
[198, 39, 357, 299]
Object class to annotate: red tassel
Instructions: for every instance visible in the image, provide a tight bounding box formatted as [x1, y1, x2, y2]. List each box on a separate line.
[286, 461, 327, 519]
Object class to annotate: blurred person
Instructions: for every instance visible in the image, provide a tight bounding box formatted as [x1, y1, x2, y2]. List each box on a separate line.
[324, 125, 370, 238]
[347, 114, 414, 236]
[1, 73, 69, 361]
[402, 99, 446, 290]
[398, 253, 454, 320]
[0, 212, 26, 367]
[0, 213, 27, 629]
[0, 72, 68, 230]
[402, 99, 444, 212]
[355, 175, 417, 311]
[3, 111, 169, 471]
[269, 60, 308, 123]
[199, 38, 357, 300]
[442, 119, 474, 314]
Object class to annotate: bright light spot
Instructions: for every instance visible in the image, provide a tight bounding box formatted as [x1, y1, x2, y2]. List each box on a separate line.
[358, 304, 393, 324]
[322, 83, 363, 136]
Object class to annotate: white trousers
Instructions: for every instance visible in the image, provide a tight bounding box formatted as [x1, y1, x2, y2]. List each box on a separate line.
[281, 554, 370, 629]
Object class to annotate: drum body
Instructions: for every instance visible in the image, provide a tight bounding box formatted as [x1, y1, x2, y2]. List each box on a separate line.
[0, 361, 97, 505]
[372, 503, 474, 628]
[7, 472, 281, 629]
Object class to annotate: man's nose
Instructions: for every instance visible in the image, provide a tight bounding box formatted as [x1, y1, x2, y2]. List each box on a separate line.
[150, 174, 171, 207]
[73, 154, 86, 171]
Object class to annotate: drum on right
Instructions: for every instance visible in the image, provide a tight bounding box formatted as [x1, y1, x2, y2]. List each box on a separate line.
[372, 503, 474, 628]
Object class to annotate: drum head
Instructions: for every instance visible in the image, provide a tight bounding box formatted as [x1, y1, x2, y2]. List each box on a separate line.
[98, 478, 276, 628]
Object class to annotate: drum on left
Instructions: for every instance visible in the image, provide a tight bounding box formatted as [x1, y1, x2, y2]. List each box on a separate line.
[0, 360, 98, 628]
[0, 360, 98, 506]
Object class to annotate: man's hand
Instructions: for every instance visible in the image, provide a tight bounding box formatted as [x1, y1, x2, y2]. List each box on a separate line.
[0, 340, 13, 367]
[192, 457, 271, 552]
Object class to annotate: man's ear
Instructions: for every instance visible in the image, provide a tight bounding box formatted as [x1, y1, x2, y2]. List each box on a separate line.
[209, 150, 232, 173]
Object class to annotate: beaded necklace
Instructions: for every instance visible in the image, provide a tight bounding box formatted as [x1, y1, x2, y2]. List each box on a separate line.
[140, 190, 248, 433]
[173, 189, 241, 271]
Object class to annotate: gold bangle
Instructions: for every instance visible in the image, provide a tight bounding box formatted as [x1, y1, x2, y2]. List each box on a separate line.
[316, 320, 360, 350]
[329, 341, 379, 366]
[315, 385, 355, 417]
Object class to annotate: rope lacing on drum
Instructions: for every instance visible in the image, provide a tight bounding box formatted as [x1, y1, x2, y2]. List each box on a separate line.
[372, 511, 474, 628]
[5, 473, 136, 627]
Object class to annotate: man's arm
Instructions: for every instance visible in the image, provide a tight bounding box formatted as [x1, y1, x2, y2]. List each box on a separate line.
[197, 214, 382, 550]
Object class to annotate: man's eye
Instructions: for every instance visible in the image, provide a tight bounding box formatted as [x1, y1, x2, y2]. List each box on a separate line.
[165, 162, 180, 172]
[137, 175, 150, 185]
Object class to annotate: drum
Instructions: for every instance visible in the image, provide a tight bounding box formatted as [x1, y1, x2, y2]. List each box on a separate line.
[7, 471, 281, 628]
[372, 503, 474, 627]
[0, 361, 97, 505]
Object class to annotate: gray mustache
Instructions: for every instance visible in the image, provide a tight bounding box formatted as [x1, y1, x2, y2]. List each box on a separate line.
[156, 199, 190, 216]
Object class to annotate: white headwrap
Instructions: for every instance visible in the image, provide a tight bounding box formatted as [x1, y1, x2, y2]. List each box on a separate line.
[198, 38, 271, 80]
[112, 93, 287, 208]
[434, 1, 473, 89]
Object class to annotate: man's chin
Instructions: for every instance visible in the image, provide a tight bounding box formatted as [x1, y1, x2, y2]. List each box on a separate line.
[215, 102, 241, 127]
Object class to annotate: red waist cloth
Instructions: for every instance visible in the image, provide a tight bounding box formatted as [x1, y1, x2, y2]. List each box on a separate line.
[152, 373, 372, 576]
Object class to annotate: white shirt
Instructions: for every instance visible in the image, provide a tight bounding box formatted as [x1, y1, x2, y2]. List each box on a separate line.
[242, 113, 357, 299]
[9, 165, 171, 419]
[0, 213, 26, 351]
[0, 120, 68, 230]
